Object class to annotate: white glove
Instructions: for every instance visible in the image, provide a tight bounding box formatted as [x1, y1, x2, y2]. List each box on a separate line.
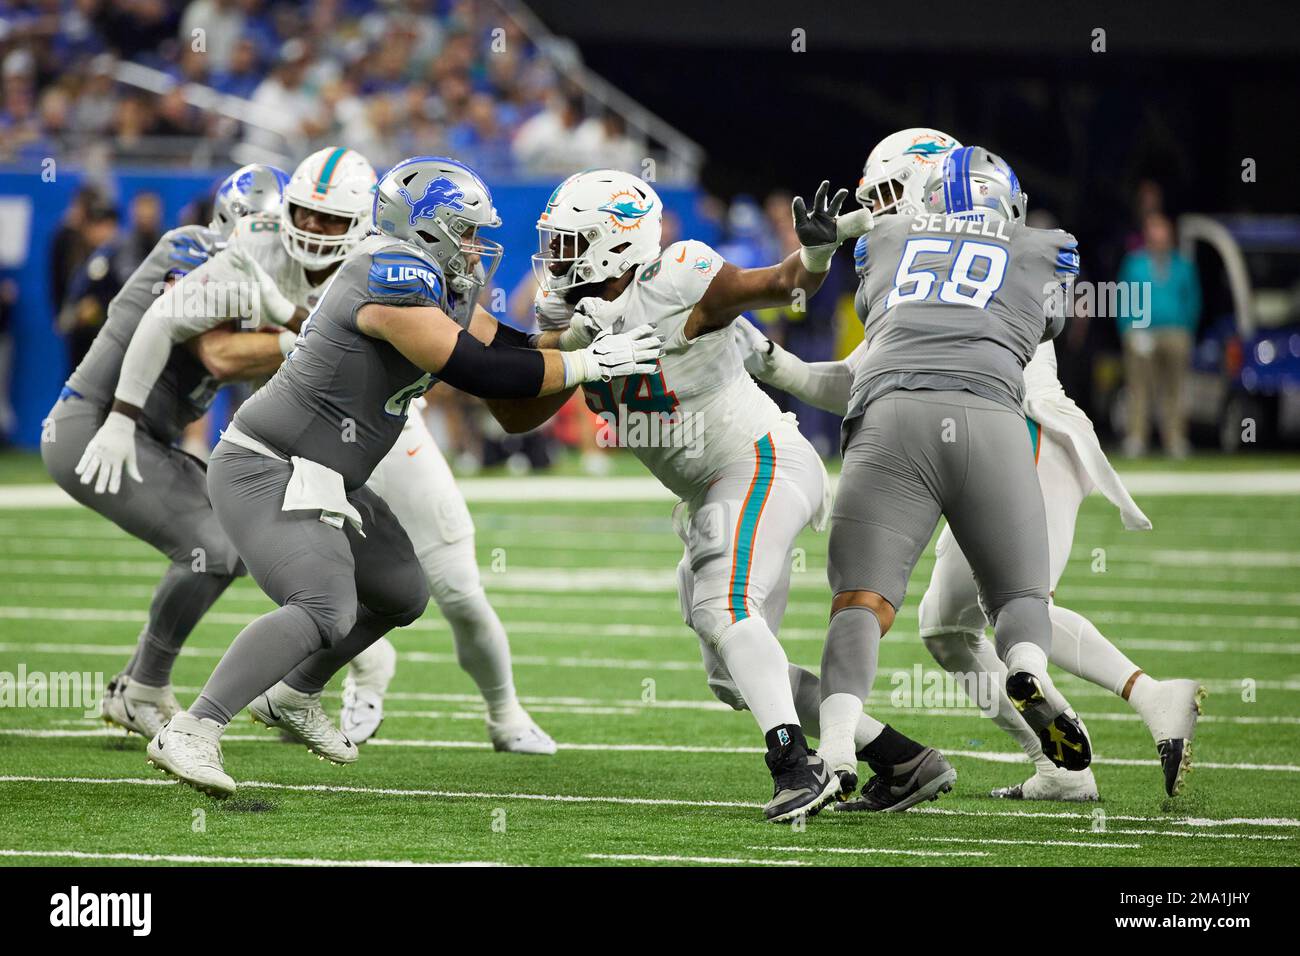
[74, 411, 143, 495]
[556, 300, 606, 351]
[562, 324, 664, 386]
[278, 329, 298, 357]
[732, 318, 776, 377]
[229, 246, 296, 327]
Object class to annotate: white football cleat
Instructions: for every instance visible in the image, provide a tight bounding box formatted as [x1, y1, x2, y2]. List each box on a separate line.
[340, 685, 385, 744]
[340, 638, 397, 744]
[487, 710, 558, 755]
[249, 682, 358, 765]
[147, 711, 236, 799]
[103, 676, 181, 738]
[991, 765, 1099, 802]
[1135, 678, 1206, 796]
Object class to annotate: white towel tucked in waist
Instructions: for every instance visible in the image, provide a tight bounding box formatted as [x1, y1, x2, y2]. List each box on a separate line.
[221, 424, 364, 534]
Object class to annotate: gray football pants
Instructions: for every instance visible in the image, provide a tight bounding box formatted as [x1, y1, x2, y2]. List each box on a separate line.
[191, 440, 429, 724]
[824, 389, 1052, 697]
[41, 395, 242, 687]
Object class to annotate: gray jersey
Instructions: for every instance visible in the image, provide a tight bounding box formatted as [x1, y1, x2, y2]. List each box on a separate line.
[234, 234, 454, 490]
[67, 225, 223, 441]
[847, 214, 1078, 419]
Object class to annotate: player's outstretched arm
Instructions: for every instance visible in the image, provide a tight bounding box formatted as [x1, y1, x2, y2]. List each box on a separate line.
[686, 181, 872, 338]
[357, 302, 662, 399]
[188, 325, 290, 381]
[733, 319, 859, 415]
[78, 261, 247, 494]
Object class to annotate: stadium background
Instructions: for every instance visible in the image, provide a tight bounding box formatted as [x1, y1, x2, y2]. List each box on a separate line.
[2, 0, 1299, 461]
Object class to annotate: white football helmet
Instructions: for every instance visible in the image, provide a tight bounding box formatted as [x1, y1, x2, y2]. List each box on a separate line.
[922, 145, 1027, 224]
[856, 128, 962, 216]
[210, 164, 289, 240]
[280, 146, 377, 270]
[372, 155, 503, 297]
[532, 169, 662, 297]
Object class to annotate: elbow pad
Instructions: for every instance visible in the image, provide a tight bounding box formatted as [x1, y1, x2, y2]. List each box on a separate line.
[437, 329, 547, 399]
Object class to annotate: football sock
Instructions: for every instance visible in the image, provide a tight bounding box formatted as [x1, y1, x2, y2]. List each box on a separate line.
[439, 587, 521, 723]
[788, 665, 822, 735]
[788, 665, 886, 750]
[1049, 603, 1147, 700]
[714, 616, 799, 732]
[764, 723, 809, 753]
[857, 724, 925, 775]
[129, 565, 235, 687]
[820, 605, 882, 699]
[189, 605, 321, 725]
[819, 692, 865, 768]
[991, 595, 1053, 661]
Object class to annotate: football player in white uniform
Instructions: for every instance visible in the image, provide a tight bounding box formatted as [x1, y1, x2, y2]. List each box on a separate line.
[734, 128, 1204, 800]
[491, 169, 953, 821]
[78, 147, 555, 758]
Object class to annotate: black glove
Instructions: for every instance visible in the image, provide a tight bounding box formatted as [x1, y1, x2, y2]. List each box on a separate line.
[792, 180, 849, 249]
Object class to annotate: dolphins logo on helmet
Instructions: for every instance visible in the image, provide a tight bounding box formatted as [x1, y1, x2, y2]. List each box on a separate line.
[597, 191, 655, 231]
[398, 177, 466, 227]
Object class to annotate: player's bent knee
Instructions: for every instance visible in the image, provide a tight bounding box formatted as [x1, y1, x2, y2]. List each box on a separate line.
[706, 676, 748, 711]
[918, 585, 985, 640]
[299, 596, 358, 648]
[831, 590, 895, 634]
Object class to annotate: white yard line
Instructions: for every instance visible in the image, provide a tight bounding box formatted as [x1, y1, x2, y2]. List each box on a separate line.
[586, 853, 809, 866]
[0, 849, 499, 866]
[747, 844, 990, 858]
[3, 728, 1298, 773]
[0, 773, 756, 809]
[4, 470, 1299, 510]
[915, 835, 1141, 849]
[2, 774, 1296, 830]
[1064, 828, 1292, 841]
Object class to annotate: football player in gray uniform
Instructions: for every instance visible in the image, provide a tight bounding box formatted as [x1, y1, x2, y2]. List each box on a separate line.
[138, 156, 662, 797]
[816, 145, 1095, 806]
[41, 164, 290, 737]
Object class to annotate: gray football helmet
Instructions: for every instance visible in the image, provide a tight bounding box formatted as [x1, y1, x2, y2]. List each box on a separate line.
[372, 155, 503, 296]
[923, 146, 1027, 224]
[210, 164, 290, 240]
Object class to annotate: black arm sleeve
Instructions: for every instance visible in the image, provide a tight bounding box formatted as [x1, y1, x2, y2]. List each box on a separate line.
[437, 328, 549, 399]
[491, 321, 535, 350]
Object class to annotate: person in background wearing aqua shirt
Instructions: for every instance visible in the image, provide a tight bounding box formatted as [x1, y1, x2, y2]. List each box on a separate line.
[1117, 211, 1202, 458]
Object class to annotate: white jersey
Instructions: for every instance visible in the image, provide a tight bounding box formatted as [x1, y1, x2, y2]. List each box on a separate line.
[538, 240, 789, 502]
[225, 212, 332, 319]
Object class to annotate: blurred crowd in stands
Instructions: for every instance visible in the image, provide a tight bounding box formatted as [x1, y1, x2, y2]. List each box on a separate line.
[0, 0, 646, 176]
[1, 1, 1208, 464]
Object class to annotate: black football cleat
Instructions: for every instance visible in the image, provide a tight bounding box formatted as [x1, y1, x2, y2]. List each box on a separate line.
[1157, 738, 1194, 797]
[835, 747, 957, 812]
[763, 742, 840, 823]
[1006, 671, 1092, 771]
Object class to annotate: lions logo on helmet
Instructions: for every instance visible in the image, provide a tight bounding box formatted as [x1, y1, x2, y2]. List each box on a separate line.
[399, 177, 467, 226]
[373, 156, 503, 297]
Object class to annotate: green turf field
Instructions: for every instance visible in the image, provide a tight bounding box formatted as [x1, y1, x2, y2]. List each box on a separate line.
[1, 452, 1297, 867]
